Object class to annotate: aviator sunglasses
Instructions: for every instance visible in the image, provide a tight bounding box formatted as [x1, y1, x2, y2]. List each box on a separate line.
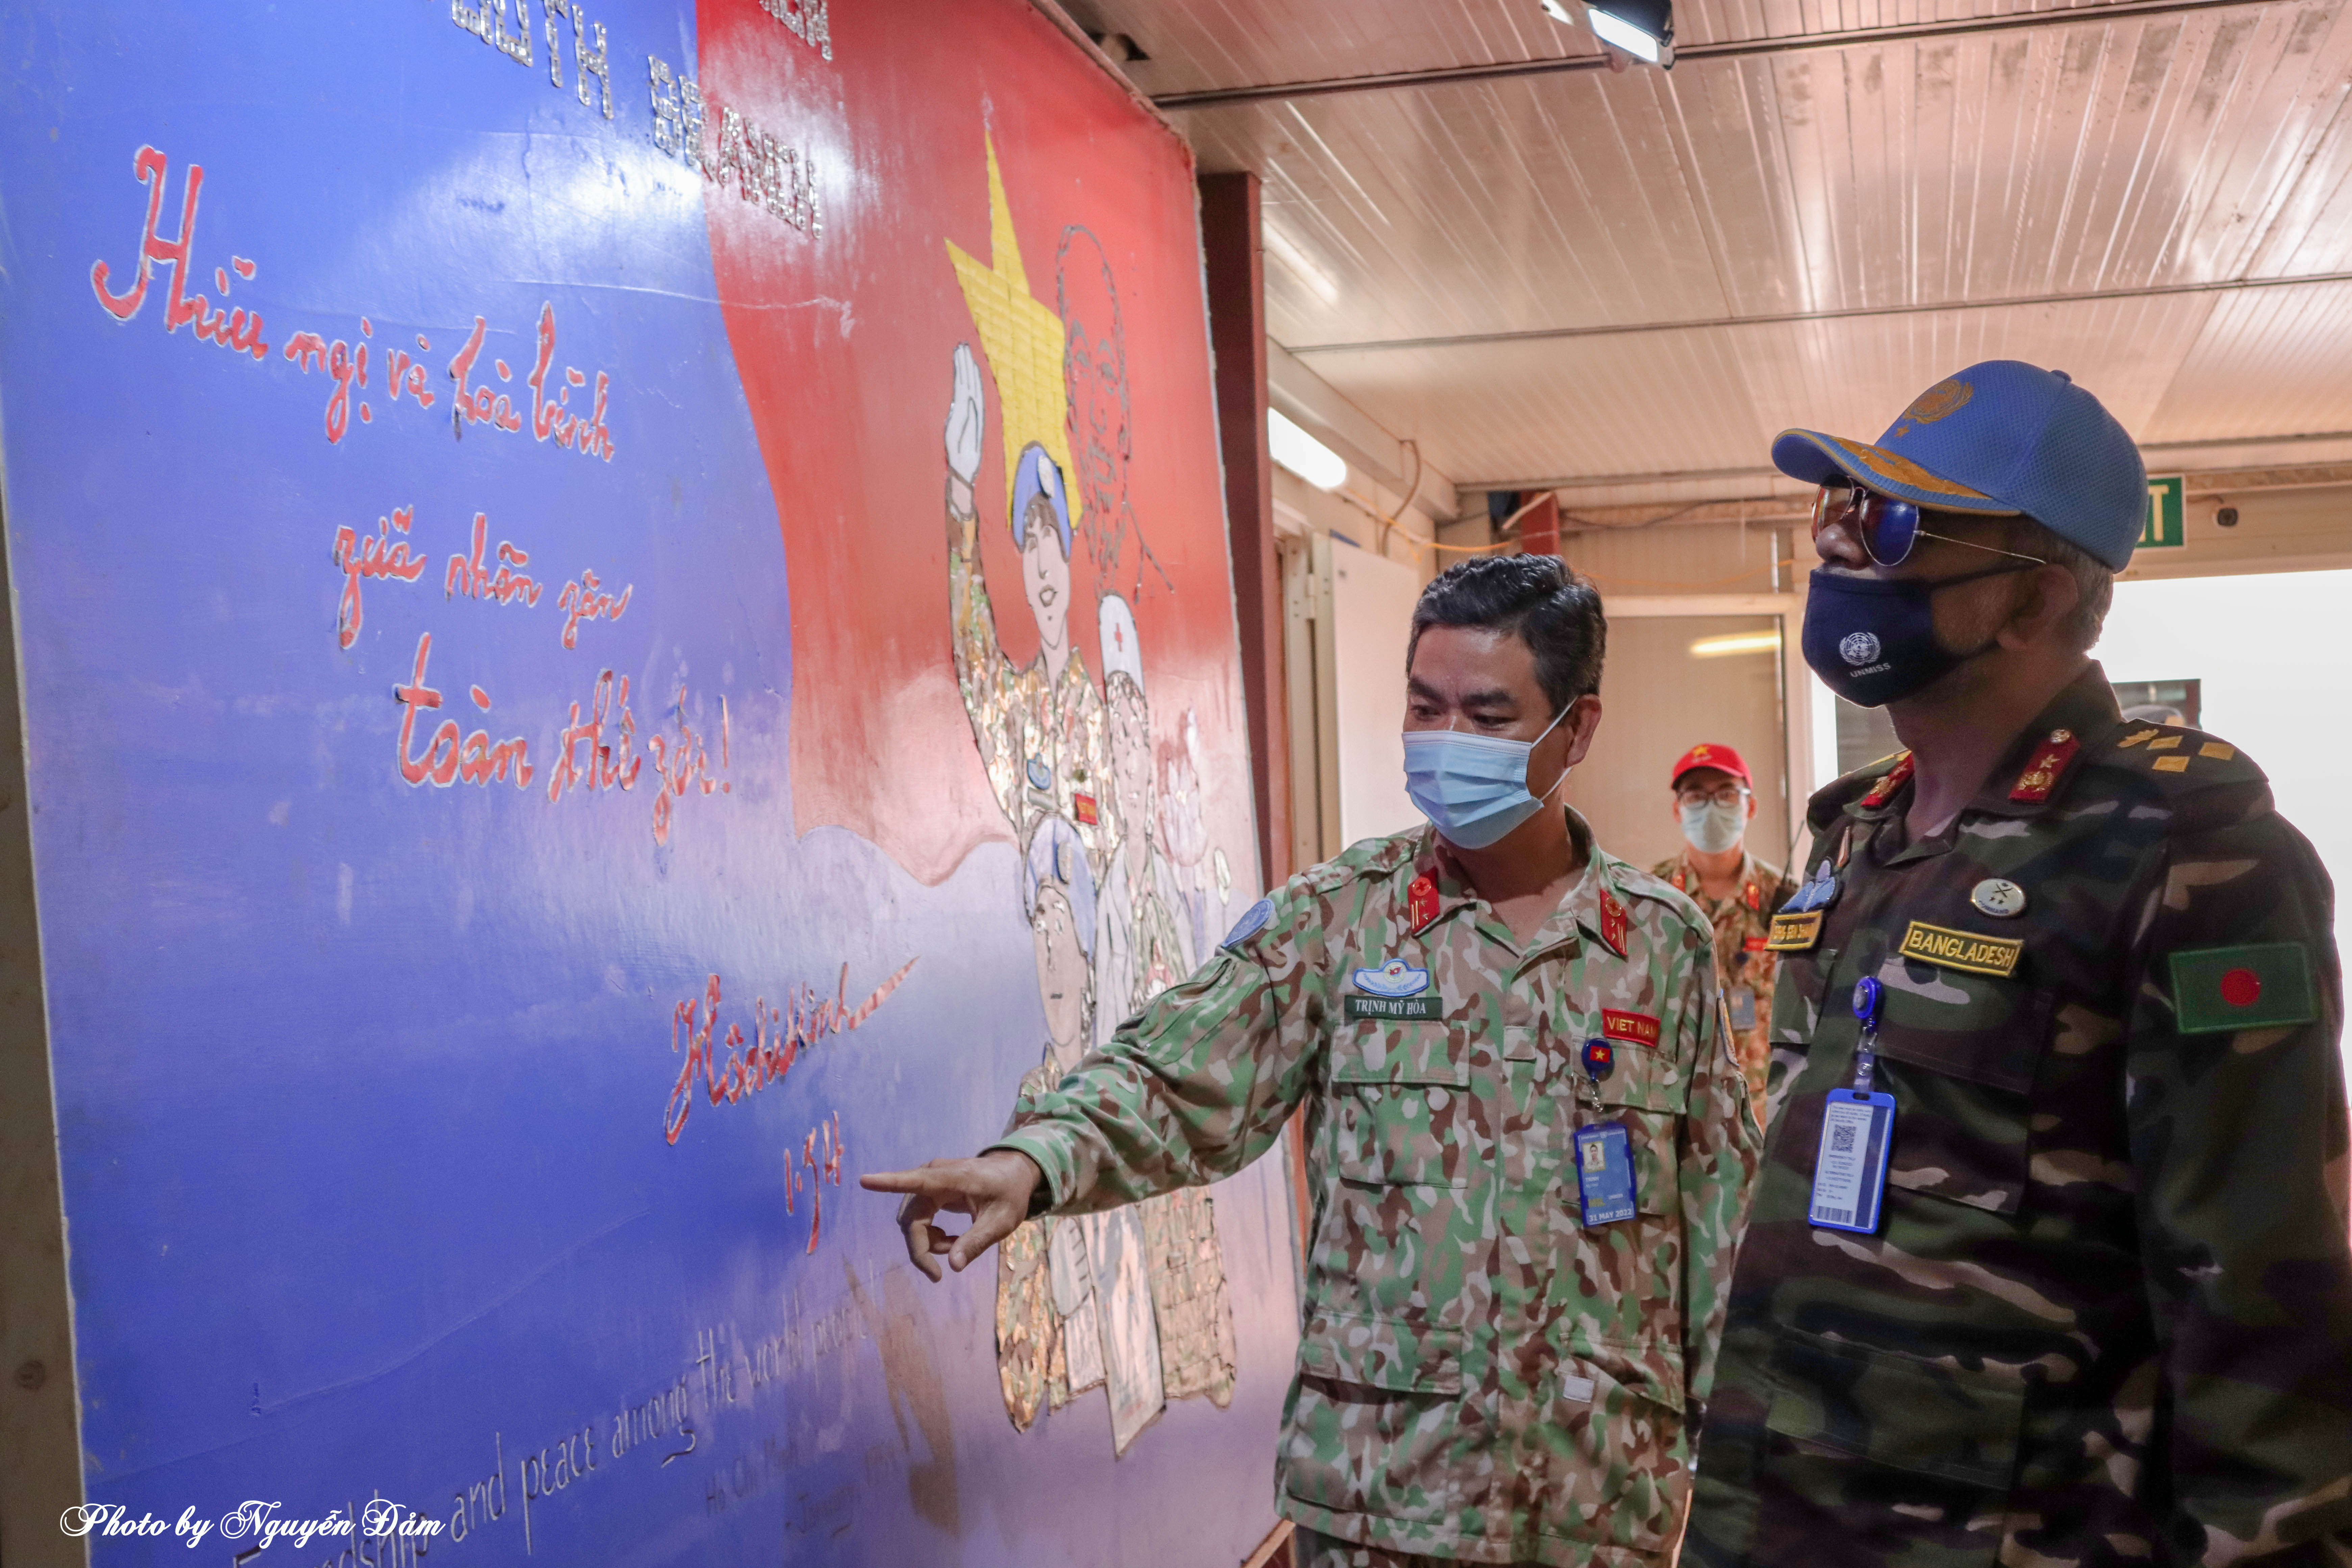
[1810, 480, 2049, 570]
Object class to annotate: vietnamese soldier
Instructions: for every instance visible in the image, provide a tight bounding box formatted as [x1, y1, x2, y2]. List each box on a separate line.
[866, 556, 1762, 1567]
[1650, 743, 1800, 1131]
[1685, 361, 2352, 1565]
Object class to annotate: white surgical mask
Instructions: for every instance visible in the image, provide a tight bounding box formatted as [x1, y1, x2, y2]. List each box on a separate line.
[1402, 705, 1572, 851]
[1679, 798, 1745, 855]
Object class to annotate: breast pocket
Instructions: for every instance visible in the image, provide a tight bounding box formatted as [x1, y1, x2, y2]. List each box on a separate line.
[1559, 1053, 1682, 1221]
[1314, 1021, 1478, 1326]
[1868, 956, 2053, 1217]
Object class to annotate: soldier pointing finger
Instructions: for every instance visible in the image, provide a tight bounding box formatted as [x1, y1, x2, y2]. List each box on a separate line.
[867, 557, 1763, 1566]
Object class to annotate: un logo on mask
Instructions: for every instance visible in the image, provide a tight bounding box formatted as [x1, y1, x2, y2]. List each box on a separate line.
[1840, 631, 1882, 667]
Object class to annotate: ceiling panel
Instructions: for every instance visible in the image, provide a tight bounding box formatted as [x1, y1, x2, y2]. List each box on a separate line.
[2140, 277, 2352, 440]
[1087, 0, 2352, 487]
[1307, 288, 2224, 485]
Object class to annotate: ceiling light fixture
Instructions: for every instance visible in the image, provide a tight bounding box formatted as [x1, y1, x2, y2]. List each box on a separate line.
[1540, 0, 1674, 68]
[1689, 630, 1781, 659]
[1269, 410, 1347, 491]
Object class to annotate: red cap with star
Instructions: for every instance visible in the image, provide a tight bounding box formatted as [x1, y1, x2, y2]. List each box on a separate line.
[1671, 743, 1752, 790]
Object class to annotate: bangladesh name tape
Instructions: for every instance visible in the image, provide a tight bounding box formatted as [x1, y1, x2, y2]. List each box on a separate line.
[1898, 920, 2022, 977]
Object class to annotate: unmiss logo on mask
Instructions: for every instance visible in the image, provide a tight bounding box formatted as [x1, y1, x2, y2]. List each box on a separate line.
[1840, 631, 1882, 667]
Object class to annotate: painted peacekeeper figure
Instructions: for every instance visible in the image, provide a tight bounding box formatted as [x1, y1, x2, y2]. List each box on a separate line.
[992, 813, 1165, 1443]
[944, 342, 1108, 849]
[1649, 743, 1800, 1131]
[1685, 361, 2352, 1565]
[869, 557, 1763, 1568]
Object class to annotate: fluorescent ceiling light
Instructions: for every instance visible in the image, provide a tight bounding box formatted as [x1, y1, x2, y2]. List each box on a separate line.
[1539, 0, 1574, 19]
[1586, 6, 1661, 62]
[1689, 630, 1781, 659]
[1269, 409, 1347, 491]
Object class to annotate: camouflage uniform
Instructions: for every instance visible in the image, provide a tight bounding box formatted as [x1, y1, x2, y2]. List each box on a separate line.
[993, 808, 1763, 1565]
[1686, 665, 2352, 1566]
[1648, 852, 1801, 1132]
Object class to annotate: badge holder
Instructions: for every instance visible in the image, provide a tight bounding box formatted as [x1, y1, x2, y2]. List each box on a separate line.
[1574, 1039, 1636, 1226]
[1808, 977, 1895, 1235]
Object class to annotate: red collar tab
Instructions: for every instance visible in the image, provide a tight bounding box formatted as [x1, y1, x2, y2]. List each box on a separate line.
[1743, 879, 1761, 911]
[2010, 728, 2082, 804]
[1407, 874, 1441, 934]
[1860, 752, 1914, 808]
[1598, 886, 1630, 958]
[1670, 865, 1689, 892]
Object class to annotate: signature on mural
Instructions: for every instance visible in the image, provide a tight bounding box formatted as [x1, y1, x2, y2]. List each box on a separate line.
[663, 962, 918, 1145]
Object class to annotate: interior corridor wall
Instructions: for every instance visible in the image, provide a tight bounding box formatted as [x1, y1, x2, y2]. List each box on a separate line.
[1573, 618, 1794, 878]
[0, 3, 1301, 1564]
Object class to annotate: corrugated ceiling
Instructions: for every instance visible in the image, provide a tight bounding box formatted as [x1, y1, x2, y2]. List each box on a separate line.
[1083, 0, 2352, 498]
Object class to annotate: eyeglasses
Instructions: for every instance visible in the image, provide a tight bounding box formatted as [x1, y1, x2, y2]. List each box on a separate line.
[1676, 784, 1747, 809]
[1811, 481, 2049, 570]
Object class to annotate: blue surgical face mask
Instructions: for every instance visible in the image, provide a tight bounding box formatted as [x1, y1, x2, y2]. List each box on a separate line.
[1800, 564, 2032, 708]
[1402, 703, 1573, 851]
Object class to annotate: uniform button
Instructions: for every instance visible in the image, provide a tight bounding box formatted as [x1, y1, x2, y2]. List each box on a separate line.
[2050, 729, 2072, 742]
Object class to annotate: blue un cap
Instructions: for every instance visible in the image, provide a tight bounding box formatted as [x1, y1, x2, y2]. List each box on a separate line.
[1010, 442, 1072, 558]
[1772, 360, 2149, 570]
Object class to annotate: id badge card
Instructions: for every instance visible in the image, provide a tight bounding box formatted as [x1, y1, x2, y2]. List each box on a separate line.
[1728, 984, 1757, 1032]
[1808, 1089, 1895, 1233]
[1574, 1122, 1637, 1225]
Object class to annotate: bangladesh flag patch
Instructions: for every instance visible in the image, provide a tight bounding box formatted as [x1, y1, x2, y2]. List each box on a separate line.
[2170, 942, 2318, 1035]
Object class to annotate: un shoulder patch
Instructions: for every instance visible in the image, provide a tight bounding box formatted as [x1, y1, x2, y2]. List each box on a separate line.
[1220, 897, 1276, 952]
[2171, 942, 2317, 1035]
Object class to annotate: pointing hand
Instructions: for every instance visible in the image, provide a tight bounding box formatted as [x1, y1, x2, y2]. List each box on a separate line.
[859, 1149, 1042, 1281]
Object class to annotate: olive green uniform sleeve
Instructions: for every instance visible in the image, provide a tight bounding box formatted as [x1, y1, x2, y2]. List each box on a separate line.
[2125, 799, 2352, 1561]
[987, 923, 1320, 1214]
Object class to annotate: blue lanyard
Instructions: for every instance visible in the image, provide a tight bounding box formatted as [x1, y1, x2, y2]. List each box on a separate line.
[1851, 976, 1882, 1092]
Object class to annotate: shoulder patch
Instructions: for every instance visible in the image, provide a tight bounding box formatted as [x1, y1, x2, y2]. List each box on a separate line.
[1219, 897, 1275, 952]
[2171, 942, 2316, 1034]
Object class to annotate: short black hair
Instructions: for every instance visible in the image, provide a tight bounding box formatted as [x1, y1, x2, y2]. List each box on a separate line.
[1408, 555, 1606, 717]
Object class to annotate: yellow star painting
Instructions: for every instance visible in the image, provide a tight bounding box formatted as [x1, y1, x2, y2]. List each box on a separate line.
[947, 133, 1078, 532]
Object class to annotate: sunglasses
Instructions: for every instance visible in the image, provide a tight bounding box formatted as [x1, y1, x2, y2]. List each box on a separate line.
[1810, 481, 2049, 570]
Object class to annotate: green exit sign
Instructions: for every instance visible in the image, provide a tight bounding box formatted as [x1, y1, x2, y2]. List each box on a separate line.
[2142, 475, 2185, 549]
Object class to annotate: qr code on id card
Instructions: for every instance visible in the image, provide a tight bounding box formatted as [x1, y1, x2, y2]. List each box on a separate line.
[1831, 1122, 1858, 1154]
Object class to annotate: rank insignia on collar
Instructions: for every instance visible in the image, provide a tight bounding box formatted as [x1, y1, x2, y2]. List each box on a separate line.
[2009, 728, 2081, 803]
[2117, 727, 2158, 749]
[1743, 879, 1762, 911]
[1407, 873, 1441, 933]
[1860, 752, 1914, 808]
[1598, 887, 1630, 958]
[1670, 865, 1689, 892]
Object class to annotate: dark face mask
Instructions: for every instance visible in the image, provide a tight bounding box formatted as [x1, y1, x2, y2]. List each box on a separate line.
[1800, 564, 2036, 708]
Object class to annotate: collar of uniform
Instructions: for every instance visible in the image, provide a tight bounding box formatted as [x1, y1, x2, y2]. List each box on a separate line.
[1676, 849, 1759, 906]
[1553, 808, 1622, 960]
[1409, 831, 1482, 931]
[1415, 807, 1596, 960]
[1957, 662, 2124, 820]
[1838, 664, 2123, 828]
